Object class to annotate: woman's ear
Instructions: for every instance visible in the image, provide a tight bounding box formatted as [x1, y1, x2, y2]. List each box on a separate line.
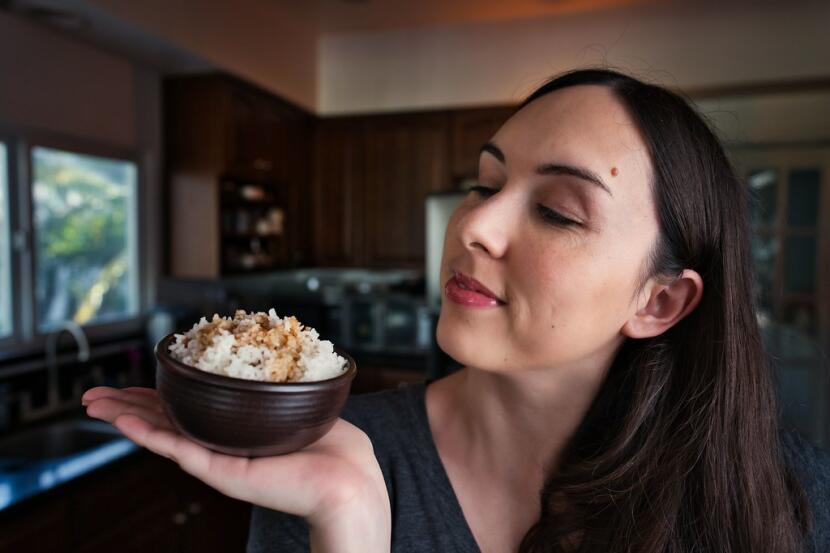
[621, 269, 703, 339]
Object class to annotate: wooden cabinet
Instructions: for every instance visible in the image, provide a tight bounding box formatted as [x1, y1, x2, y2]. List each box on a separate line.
[313, 118, 366, 266]
[0, 451, 251, 553]
[450, 106, 514, 181]
[351, 366, 425, 395]
[0, 498, 70, 553]
[165, 74, 314, 277]
[313, 113, 452, 268]
[363, 113, 452, 267]
[165, 74, 512, 272]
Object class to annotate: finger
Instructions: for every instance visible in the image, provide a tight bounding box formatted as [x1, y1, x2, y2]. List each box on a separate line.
[112, 414, 221, 477]
[82, 386, 119, 403]
[82, 387, 164, 414]
[82, 386, 160, 405]
[86, 397, 173, 430]
[109, 415, 305, 509]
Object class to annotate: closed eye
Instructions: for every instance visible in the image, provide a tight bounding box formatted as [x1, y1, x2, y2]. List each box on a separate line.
[470, 185, 581, 228]
[468, 184, 498, 198]
[536, 204, 580, 227]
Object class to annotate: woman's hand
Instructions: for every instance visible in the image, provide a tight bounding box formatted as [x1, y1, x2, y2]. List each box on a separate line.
[82, 386, 391, 552]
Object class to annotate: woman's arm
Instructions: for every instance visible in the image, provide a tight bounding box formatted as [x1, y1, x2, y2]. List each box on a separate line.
[82, 386, 391, 553]
[308, 485, 392, 553]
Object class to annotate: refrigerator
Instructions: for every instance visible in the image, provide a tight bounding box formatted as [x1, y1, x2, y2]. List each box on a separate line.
[424, 191, 466, 378]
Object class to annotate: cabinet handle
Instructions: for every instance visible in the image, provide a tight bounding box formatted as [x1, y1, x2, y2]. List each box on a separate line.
[187, 501, 203, 515]
[172, 512, 188, 525]
[253, 158, 273, 171]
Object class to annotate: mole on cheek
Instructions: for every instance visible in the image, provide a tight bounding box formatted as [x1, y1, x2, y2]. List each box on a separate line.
[611, 167, 619, 177]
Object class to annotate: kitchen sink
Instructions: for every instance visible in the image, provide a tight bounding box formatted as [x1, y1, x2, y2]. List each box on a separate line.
[0, 418, 123, 462]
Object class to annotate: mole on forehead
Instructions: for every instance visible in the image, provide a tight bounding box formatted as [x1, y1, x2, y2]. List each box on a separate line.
[611, 167, 619, 177]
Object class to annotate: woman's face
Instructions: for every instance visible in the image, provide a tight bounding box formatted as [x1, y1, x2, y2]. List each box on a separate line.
[437, 84, 659, 378]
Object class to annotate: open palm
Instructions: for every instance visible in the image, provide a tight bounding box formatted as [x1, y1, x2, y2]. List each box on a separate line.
[82, 386, 389, 524]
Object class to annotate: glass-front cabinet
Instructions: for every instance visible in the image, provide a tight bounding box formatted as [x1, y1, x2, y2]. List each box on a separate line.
[731, 147, 830, 446]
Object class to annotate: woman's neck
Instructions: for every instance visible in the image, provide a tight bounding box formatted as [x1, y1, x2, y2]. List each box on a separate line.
[427, 360, 609, 495]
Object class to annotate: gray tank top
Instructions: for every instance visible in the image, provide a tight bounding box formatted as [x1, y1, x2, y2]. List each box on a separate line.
[246, 382, 830, 552]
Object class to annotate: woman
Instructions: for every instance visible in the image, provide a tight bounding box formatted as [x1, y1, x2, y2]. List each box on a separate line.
[83, 69, 830, 552]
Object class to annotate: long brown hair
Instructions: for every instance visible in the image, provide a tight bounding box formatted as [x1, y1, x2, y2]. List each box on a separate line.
[517, 69, 811, 553]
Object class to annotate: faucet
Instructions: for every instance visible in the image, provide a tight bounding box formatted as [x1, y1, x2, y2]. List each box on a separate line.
[20, 320, 91, 422]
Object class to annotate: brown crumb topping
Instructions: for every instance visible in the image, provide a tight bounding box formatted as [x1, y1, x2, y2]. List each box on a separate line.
[183, 310, 307, 382]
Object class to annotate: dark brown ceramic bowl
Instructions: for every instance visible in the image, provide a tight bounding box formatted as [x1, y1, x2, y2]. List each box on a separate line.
[154, 333, 356, 457]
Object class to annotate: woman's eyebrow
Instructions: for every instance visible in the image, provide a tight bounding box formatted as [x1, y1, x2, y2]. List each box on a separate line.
[536, 163, 613, 197]
[480, 142, 506, 163]
[480, 141, 613, 197]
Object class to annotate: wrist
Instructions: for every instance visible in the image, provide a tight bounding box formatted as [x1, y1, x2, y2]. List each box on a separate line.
[308, 476, 391, 553]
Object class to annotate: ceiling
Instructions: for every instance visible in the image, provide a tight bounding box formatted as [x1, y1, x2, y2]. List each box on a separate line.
[269, 0, 793, 34]
[272, 0, 656, 33]
[2, 0, 213, 73]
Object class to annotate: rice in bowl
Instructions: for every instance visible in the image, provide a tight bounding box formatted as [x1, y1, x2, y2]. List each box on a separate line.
[168, 309, 347, 383]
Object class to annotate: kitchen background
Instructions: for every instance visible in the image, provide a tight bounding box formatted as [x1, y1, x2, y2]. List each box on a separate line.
[0, 0, 829, 551]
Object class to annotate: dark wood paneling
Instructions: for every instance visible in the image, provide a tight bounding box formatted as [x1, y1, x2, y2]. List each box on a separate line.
[0, 497, 70, 553]
[0, 451, 251, 553]
[165, 74, 315, 276]
[363, 113, 452, 267]
[313, 118, 366, 266]
[450, 106, 514, 182]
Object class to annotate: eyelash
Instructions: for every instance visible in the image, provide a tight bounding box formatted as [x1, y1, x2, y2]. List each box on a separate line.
[468, 185, 581, 227]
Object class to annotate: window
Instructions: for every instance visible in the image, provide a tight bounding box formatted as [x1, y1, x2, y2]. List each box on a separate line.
[735, 147, 830, 446]
[0, 143, 10, 338]
[31, 146, 139, 331]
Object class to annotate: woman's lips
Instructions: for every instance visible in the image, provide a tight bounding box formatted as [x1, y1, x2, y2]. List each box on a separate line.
[445, 273, 506, 308]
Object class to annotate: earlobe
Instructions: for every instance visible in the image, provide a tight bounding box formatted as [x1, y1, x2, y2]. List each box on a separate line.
[621, 269, 704, 339]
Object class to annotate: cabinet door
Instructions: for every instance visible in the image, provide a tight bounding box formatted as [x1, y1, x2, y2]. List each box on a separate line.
[0, 498, 70, 553]
[227, 88, 281, 180]
[76, 495, 181, 553]
[363, 113, 452, 267]
[313, 118, 366, 266]
[450, 107, 514, 182]
[284, 114, 314, 266]
[72, 453, 181, 545]
[179, 475, 252, 553]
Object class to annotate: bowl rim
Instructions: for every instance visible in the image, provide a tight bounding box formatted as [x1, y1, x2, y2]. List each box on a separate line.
[154, 332, 357, 393]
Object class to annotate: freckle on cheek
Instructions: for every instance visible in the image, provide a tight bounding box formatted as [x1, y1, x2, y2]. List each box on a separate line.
[611, 167, 619, 177]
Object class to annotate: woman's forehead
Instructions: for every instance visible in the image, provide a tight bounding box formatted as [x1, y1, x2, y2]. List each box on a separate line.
[492, 85, 653, 192]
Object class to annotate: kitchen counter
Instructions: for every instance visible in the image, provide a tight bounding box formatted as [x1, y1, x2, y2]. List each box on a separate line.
[0, 416, 139, 514]
[0, 417, 252, 553]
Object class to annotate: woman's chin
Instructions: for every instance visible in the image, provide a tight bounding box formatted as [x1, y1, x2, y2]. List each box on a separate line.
[436, 316, 498, 370]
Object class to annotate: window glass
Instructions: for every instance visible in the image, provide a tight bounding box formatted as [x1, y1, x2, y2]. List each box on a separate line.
[784, 235, 816, 294]
[786, 169, 820, 227]
[31, 147, 138, 330]
[0, 143, 10, 337]
[748, 169, 778, 228]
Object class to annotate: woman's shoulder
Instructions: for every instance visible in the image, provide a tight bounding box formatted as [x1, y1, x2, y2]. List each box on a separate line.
[780, 427, 830, 484]
[779, 427, 830, 550]
[340, 382, 429, 451]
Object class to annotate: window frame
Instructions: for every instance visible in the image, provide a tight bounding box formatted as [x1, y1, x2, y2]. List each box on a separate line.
[0, 128, 148, 362]
[0, 134, 16, 350]
[730, 144, 830, 447]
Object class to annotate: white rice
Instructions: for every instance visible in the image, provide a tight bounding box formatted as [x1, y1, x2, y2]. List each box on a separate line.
[167, 309, 347, 382]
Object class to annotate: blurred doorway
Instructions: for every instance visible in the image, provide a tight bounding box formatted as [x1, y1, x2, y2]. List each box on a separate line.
[732, 147, 830, 446]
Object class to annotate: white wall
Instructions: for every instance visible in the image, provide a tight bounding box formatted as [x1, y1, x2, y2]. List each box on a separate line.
[319, 2, 830, 115]
[0, 11, 137, 147]
[86, 0, 319, 112]
[697, 91, 830, 145]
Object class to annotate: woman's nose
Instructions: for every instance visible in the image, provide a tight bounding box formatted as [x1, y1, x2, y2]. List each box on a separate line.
[457, 198, 509, 259]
